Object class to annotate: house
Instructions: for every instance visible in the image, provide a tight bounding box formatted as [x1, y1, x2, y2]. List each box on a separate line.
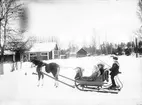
[25, 42, 59, 61]
[76, 48, 87, 57]
[68, 48, 88, 58]
[0, 50, 15, 62]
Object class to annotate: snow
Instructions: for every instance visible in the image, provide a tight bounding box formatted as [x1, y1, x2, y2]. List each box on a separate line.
[0, 56, 142, 105]
[28, 42, 57, 52]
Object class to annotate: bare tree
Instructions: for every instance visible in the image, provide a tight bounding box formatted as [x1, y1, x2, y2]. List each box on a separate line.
[0, 0, 24, 74]
[91, 29, 97, 54]
[137, 0, 142, 39]
[48, 36, 59, 43]
[47, 36, 61, 49]
[68, 41, 79, 52]
[7, 34, 35, 70]
[138, 0, 142, 23]
[135, 28, 142, 39]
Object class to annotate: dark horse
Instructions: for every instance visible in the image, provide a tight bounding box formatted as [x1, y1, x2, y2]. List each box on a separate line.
[30, 59, 60, 87]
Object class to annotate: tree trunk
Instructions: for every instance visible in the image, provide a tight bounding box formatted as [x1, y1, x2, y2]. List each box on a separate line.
[0, 41, 5, 75]
[0, 11, 8, 74]
[135, 38, 138, 58]
[20, 53, 23, 69]
[0, 48, 4, 75]
[0, 21, 4, 75]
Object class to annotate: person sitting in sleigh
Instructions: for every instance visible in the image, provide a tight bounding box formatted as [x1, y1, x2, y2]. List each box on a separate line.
[74, 63, 107, 81]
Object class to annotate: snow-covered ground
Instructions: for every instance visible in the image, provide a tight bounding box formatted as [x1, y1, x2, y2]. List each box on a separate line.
[0, 56, 142, 105]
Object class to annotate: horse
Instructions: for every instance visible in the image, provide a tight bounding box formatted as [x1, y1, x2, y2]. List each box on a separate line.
[30, 59, 60, 87]
[45, 62, 60, 87]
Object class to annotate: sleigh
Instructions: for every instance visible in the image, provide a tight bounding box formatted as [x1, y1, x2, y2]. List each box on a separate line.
[75, 70, 123, 94]
[34, 67, 123, 94]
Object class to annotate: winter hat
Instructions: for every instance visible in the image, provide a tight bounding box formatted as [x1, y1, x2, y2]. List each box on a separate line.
[97, 63, 104, 67]
[110, 55, 118, 60]
[113, 57, 118, 60]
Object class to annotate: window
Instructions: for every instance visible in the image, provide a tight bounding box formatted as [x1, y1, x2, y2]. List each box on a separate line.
[54, 50, 59, 55]
[54, 50, 59, 59]
[40, 52, 48, 60]
[41, 52, 48, 56]
[30, 53, 37, 57]
[30, 53, 37, 60]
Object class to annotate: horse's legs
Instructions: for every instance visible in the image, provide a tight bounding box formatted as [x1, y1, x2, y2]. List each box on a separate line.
[54, 76, 58, 87]
[36, 66, 42, 86]
[54, 67, 60, 87]
[41, 72, 44, 79]
[40, 72, 44, 86]
[37, 72, 41, 86]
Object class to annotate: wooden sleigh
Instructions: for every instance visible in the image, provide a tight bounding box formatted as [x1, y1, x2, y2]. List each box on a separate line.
[75, 70, 123, 94]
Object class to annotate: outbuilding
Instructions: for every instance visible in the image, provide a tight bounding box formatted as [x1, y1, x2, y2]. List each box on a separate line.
[25, 42, 59, 61]
[76, 48, 87, 57]
[0, 50, 15, 62]
[68, 48, 88, 58]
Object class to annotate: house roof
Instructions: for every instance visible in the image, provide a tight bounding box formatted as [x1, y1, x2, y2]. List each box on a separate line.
[28, 42, 57, 52]
[0, 50, 15, 55]
[77, 48, 87, 54]
[68, 47, 87, 55]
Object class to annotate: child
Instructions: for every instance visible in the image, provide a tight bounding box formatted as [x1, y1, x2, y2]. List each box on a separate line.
[74, 63, 104, 81]
[90, 64, 102, 81]
[109, 56, 120, 89]
[74, 67, 84, 80]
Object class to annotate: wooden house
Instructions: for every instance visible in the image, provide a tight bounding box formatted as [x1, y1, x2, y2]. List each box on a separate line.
[68, 48, 87, 58]
[76, 48, 87, 57]
[25, 42, 59, 61]
[0, 50, 15, 62]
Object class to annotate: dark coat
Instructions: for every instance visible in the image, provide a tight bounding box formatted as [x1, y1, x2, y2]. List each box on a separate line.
[100, 68, 104, 75]
[110, 61, 119, 76]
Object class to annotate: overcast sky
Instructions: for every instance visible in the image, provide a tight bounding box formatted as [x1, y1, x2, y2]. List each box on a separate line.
[26, 0, 140, 49]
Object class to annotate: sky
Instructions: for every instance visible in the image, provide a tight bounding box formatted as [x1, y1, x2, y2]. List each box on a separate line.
[25, 0, 140, 49]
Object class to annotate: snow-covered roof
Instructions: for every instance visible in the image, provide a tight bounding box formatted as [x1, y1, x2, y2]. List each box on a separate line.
[69, 47, 87, 54]
[28, 42, 57, 52]
[0, 50, 15, 55]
